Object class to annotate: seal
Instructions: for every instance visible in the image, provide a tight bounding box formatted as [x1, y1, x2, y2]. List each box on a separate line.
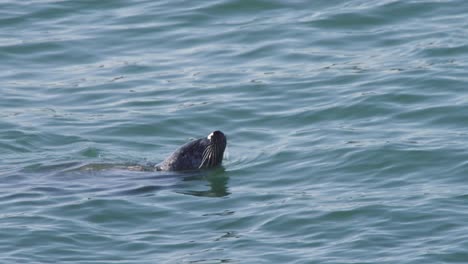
[155, 130, 227, 171]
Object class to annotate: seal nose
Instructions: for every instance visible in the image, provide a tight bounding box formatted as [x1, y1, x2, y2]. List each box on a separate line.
[207, 130, 225, 141]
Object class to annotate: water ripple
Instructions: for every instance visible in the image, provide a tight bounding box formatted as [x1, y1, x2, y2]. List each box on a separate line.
[2, 0, 468, 263]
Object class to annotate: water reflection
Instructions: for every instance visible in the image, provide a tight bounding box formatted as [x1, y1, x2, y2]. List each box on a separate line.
[18, 161, 230, 198]
[178, 168, 230, 198]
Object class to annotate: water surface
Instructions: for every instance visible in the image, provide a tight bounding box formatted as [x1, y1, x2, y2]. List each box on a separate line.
[2, 0, 468, 263]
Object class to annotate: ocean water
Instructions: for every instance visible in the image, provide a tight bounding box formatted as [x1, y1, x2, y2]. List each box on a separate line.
[2, 0, 468, 263]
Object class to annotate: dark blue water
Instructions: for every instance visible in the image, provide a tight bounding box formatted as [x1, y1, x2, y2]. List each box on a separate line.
[2, 0, 468, 263]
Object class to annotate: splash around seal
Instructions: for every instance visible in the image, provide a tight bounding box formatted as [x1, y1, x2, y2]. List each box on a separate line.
[155, 131, 227, 171]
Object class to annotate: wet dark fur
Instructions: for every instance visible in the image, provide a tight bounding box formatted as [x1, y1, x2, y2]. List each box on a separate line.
[155, 131, 226, 171]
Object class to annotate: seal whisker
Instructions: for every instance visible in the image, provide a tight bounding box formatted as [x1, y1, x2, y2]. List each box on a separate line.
[209, 145, 214, 167]
[210, 145, 215, 167]
[210, 147, 214, 167]
[199, 145, 211, 169]
[206, 146, 213, 166]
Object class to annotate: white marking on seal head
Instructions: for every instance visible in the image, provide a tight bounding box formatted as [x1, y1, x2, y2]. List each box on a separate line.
[207, 132, 214, 140]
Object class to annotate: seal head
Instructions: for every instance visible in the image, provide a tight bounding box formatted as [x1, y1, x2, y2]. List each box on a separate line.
[155, 131, 227, 171]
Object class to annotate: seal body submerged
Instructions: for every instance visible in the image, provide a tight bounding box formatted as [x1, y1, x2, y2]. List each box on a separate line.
[155, 131, 227, 171]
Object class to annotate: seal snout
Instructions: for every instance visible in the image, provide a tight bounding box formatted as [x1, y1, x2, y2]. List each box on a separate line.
[207, 130, 225, 142]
